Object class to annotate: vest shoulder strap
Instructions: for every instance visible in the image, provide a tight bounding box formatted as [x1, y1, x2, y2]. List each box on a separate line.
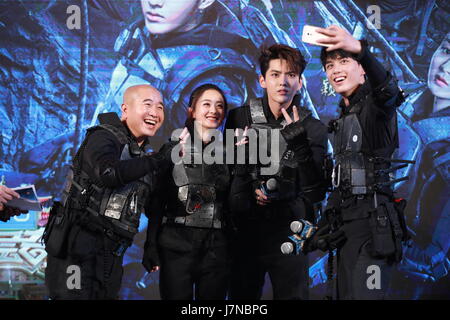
[249, 98, 267, 124]
[97, 124, 130, 145]
[96, 112, 131, 145]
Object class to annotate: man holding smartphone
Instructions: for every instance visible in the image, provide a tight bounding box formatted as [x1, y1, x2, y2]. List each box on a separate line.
[305, 25, 409, 300]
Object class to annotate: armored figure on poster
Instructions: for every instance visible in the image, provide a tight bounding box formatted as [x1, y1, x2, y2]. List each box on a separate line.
[393, 32, 450, 298]
[100, 0, 317, 149]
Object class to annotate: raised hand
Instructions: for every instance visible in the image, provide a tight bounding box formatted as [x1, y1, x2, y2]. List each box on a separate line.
[281, 105, 300, 125]
[316, 25, 362, 53]
[280, 105, 309, 149]
[235, 126, 249, 146]
[178, 127, 190, 158]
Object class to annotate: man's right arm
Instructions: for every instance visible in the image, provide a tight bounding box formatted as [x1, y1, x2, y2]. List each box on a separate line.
[226, 107, 262, 209]
[357, 41, 405, 118]
[142, 152, 171, 272]
[317, 26, 405, 118]
[82, 130, 170, 188]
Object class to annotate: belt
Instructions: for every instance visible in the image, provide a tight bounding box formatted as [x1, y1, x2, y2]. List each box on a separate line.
[162, 216, 224, 229]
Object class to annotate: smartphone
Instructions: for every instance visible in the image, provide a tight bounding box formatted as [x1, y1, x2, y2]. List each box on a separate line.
[302, 25, 332, 47]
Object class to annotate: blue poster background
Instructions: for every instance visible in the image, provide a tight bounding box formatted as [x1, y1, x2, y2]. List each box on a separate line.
[0, 0, 448, 299]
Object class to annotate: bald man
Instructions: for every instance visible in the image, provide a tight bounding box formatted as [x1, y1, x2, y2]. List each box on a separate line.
[44, 85, 171, 299]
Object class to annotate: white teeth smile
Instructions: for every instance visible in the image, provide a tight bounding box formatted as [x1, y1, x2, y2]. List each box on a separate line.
[334, 76, 346, 83]
[144, 120, 156, 125]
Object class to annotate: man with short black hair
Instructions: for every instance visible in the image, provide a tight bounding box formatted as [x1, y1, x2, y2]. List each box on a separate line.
[306, 25, 408, 300]
[226, 44, 328, 299]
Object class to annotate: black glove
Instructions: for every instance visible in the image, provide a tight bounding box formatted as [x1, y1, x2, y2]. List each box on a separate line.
[280, 122, 311, 160]
[146, 140, 180, 172]
[142, 242, 160, 273]
[304, 225, 346, 253]
[281, 122, 307, 147]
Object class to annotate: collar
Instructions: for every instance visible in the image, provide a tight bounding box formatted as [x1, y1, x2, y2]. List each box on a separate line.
[123, 123, 149, 151]
[262, 93, 302, 123]
[338, 80, 371, 114]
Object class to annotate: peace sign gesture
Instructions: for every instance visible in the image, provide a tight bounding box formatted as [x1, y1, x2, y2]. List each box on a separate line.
[235, 126, 249, 146]
[281, 105, 300, 125]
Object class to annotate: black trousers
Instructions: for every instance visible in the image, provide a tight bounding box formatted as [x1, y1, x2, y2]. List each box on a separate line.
[157, 225, 229, 300]
[45, 226, 126, 300]
[230, 251, 309, 300]
[337, 240, 394, 300]
[229, 219, 309, 300]
[336, 217, 395, 300]
[327, 193, 396, 300]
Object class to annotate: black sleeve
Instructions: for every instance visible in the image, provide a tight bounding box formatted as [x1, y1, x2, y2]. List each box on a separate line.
[225, 109, 235, 130]
[226, 107, 259, 211]
[143, 178, 167, 268]
[357, 40, 389, 89]
[225, 107, 250, 131]
[358, 41, 405, 118]
[143, 142, 174, 220]
[82, 129, 168, 188]
[297, 117, 328, 203]
[142, 143, 174, 269]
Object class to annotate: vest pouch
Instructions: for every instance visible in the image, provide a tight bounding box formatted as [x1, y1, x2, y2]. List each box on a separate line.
[185, 185, 215, 215]
[368, 204, 396, 258]
[393, 198, 409, 242]
[386, 200, 407, 262]
[104, 193, 128, 220]
[43, 201, 72, 258]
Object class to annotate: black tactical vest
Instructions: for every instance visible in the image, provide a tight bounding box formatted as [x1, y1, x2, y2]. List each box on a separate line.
[62, 114, 153, 239]
[247, 98, 312, 200]
[330, 96, 394, 195]
[163, 142, 230, 229]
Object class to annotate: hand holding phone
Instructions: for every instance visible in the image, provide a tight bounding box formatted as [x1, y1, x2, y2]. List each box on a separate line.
[303, 25, 362, 53]
[302, 25, 332, 47]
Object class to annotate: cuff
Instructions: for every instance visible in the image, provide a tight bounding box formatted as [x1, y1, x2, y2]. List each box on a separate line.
[355, 39, 369, 62]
